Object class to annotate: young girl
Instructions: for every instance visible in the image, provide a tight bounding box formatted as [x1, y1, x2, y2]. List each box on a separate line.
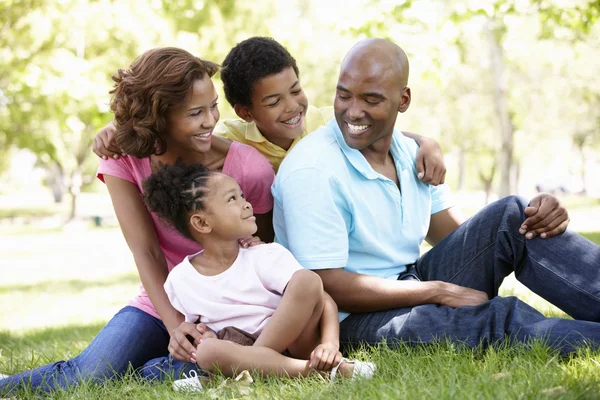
[143, 161, 375, 379]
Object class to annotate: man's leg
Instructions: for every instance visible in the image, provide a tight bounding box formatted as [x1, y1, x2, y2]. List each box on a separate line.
[418, 195, 600, 321]
[340, 296, 600, 355]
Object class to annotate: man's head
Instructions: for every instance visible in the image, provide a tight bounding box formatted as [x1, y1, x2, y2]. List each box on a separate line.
[334, 38, 411, 151]
[221, 37, 308, 149]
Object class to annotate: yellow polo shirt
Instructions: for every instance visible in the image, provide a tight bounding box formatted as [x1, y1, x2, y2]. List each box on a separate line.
[214, 105, 333, 172]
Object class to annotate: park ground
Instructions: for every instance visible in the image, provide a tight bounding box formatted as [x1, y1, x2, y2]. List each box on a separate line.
[1, 192, 600, 399]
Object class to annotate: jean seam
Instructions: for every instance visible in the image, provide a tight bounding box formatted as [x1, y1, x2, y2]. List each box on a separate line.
[446, 241, 496, 284]
[503, 227, 600, 304]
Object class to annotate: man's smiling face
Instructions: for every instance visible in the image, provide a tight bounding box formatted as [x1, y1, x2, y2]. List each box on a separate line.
[334, 39, 411, 152]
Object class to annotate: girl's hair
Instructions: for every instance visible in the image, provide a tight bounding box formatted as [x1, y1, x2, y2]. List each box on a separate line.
[110, 47, 219, 158]
[143, 161, 215, 240]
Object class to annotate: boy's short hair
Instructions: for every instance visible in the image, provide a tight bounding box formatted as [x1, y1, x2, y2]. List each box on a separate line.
[221, 37, 299, 108]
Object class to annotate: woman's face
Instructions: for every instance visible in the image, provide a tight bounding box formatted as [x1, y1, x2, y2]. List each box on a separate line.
[165, 77, 220, 154]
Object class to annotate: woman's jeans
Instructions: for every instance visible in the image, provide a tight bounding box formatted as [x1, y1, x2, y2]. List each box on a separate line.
[0, 306, 199, 393]
[340, 196, 600, 355]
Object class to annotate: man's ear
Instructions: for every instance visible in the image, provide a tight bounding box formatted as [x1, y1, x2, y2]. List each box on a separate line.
[190, 213, 212, 235]
[234, 104, 254, 122]
[398, 87, 411, 113]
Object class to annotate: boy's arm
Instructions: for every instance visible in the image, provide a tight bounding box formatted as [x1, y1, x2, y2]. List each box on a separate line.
[401, 131, 446, 186]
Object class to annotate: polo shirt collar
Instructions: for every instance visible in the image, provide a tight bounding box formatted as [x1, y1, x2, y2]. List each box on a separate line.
[244, 122, 268, 144]
[331, 119, 401, 180]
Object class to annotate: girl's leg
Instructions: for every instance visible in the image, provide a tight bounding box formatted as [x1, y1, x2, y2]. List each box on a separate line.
[0, 306, 170, 394]
[253, 270, 324, 356]
[196, 339, 311, 377]
[196, 339, 356, 379]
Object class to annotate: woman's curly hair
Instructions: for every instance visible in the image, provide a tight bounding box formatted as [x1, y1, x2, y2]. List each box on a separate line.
[110, 48, 219, 158]
[143, 160, 215, 240]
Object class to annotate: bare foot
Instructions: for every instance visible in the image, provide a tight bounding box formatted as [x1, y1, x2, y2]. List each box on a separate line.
[336, 361, 355, 378]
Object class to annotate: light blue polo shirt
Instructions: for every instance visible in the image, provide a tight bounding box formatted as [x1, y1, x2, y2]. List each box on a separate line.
[272, 119, 454, 320]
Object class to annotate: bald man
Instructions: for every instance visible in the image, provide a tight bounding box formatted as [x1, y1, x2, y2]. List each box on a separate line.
[272, 38, 600, 355]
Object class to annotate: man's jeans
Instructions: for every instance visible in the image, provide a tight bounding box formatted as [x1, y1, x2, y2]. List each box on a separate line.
[340, 196, 600, 355]
[0, 306, 200, 393]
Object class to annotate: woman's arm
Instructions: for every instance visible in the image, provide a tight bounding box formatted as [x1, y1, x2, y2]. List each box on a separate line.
[104, 175, 202, 361]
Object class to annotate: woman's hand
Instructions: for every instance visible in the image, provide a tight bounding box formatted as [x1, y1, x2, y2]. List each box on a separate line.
[239, 236, 264, 248]
[196, 322, 218, 340]
[309, 343, 343, 371]
[168, 322, 204, 363]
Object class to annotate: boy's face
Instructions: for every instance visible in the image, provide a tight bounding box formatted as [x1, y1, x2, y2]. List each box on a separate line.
[237, 67, 308, 149]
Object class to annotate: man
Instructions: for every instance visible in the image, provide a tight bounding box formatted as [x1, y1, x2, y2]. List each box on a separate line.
[272, 38, 600, 354]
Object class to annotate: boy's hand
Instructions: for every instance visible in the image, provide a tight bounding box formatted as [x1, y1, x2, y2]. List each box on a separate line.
[239, 236, 264, 248]
[309, 343, 342, 371]
[93, 121, 123, 160]
[416, 138, 446, 186]
[519, 193, 569, 239]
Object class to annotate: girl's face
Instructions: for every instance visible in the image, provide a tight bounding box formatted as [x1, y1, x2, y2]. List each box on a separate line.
[193, 174, 257, 240]
[237, 67, 308, 149]
[165, 77, 220, 154]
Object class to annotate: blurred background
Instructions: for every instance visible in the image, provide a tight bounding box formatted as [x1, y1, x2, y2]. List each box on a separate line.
[1, 0, 599, 333]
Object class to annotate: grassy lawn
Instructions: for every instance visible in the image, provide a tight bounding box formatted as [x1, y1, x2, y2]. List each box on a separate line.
[1, 212, 599, 397]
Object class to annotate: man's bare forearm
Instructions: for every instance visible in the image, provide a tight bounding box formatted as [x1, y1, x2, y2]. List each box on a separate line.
[315, 269, 449, 313]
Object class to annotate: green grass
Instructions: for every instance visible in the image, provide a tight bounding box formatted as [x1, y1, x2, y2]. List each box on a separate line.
[0, 228, 599, 399]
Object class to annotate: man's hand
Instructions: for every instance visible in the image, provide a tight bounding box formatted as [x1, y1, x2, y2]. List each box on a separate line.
[309, 342, 343, 371]
[415, 138, 446, 186]
[519, 193, 569, 239]
[432, 281, 489, 308]
[93, 121, 123, 160]
[168, 321, 204, 363]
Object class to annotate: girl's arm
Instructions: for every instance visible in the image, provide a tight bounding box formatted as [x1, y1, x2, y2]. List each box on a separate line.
[104, 175, 202, 361]
[308, 292, 343, 370]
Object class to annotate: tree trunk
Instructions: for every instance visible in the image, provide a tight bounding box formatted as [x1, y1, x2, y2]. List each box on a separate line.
[487, 18, 514, 198]
[68, 168, 82, 221]
[458, 146, 466, 191]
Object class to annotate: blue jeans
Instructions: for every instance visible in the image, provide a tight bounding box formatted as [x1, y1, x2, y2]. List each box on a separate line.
[340, 196, 600, 355]
[0, 306, 200, 394]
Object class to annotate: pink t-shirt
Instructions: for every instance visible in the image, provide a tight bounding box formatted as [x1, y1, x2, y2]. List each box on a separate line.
[164, 243, 303, 335]
[97, 141, 275, 319]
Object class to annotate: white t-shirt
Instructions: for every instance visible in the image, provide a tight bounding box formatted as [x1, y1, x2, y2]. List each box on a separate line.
[164, 243, 303, 335]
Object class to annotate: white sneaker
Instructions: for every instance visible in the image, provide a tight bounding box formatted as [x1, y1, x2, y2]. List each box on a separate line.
[172, 370, 204, 392]
[330, 358, 376, 381]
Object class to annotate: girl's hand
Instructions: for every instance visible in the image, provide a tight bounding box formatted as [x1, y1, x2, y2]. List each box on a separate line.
[239, 236, 264, 248]
[168, 321, 203, 363]
[309, 343, 343, 371]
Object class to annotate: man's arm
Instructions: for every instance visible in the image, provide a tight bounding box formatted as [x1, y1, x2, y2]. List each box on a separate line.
[314, 268, 488, 313]
[425, 207, 466, 246]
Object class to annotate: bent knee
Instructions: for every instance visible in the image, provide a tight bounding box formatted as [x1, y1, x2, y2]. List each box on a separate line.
[288, 269, 324, 299]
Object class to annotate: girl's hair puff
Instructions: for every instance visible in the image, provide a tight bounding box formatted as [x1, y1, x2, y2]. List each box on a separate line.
[143, 161, 215, 240]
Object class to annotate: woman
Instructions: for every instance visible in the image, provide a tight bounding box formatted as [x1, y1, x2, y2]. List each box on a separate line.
[0, 47, 275, 394]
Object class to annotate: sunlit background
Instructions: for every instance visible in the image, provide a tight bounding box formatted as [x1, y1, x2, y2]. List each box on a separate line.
[1, 0, 599, 333]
